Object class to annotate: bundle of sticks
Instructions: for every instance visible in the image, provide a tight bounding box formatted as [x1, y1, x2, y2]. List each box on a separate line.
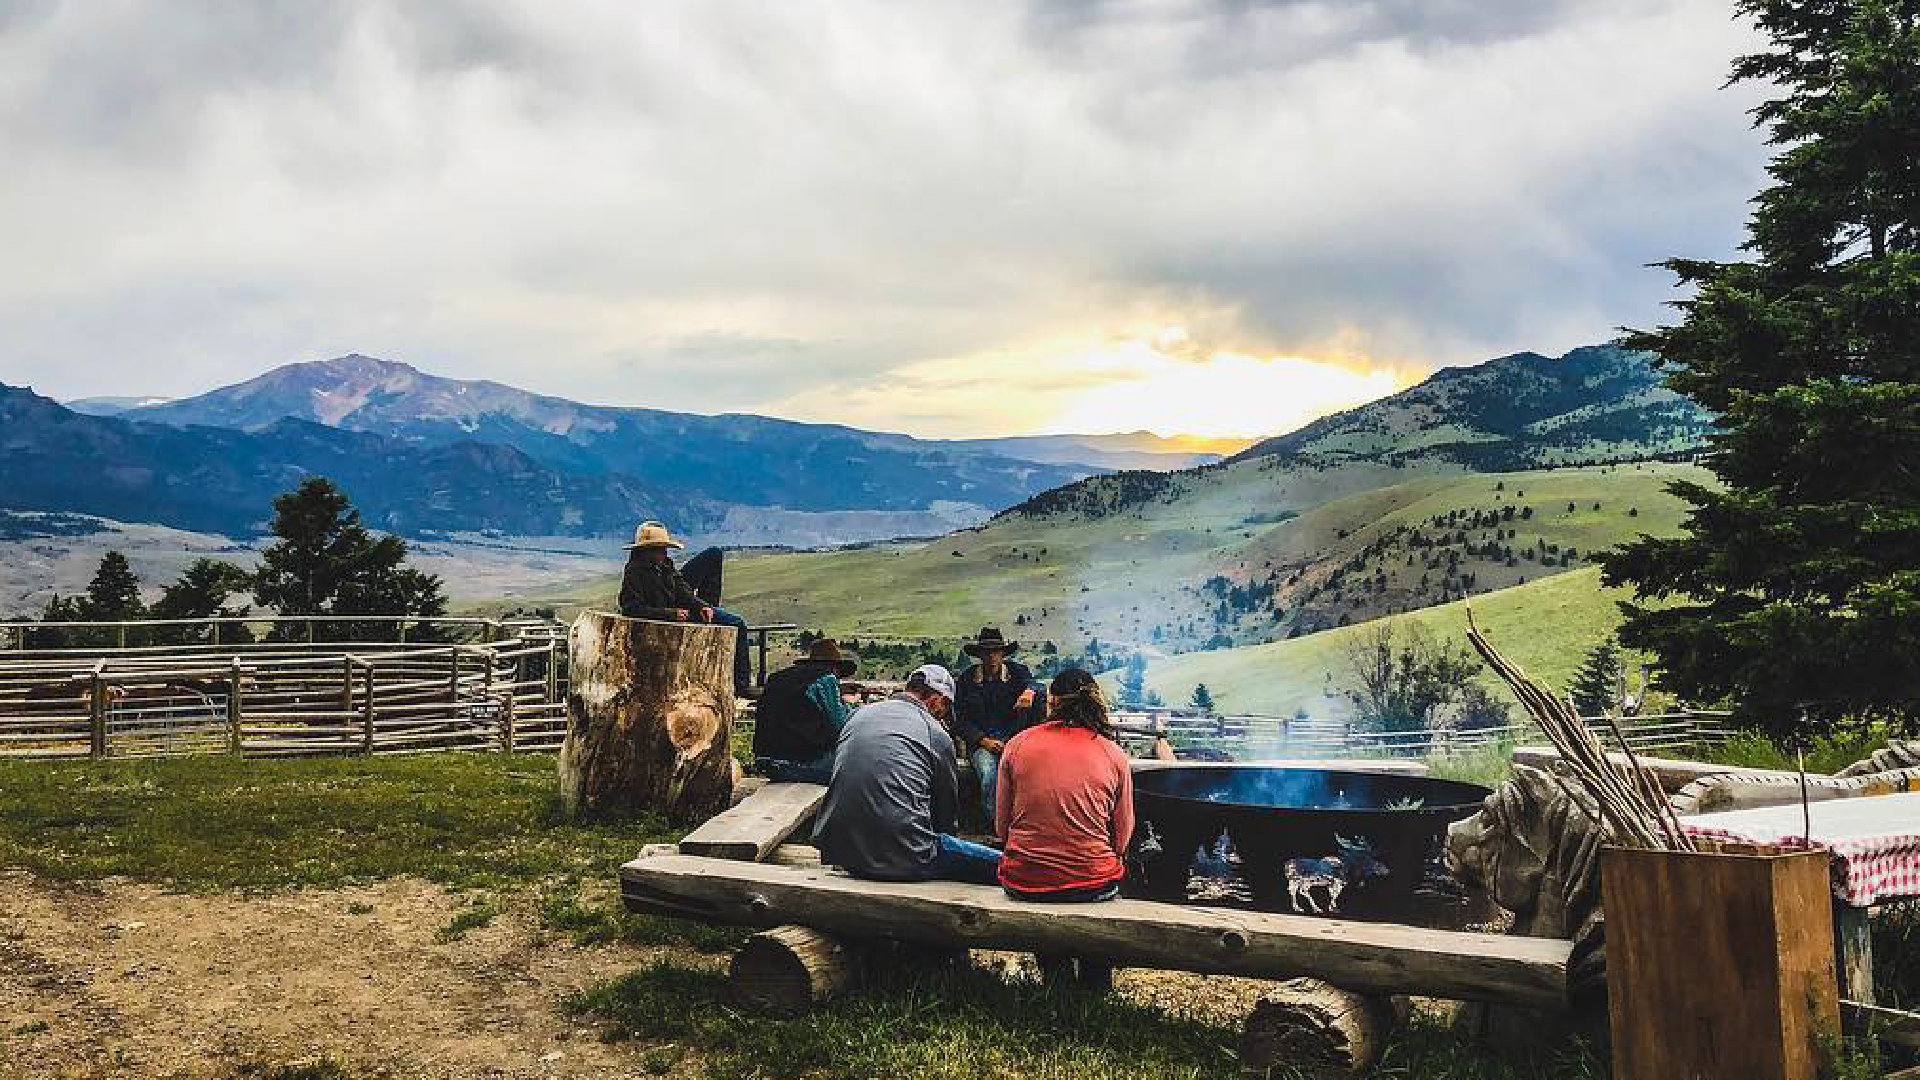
[1465, 612, 1694, 852]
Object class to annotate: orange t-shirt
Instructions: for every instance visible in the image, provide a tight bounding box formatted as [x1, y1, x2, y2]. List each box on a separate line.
[994, 721, 1135, 894]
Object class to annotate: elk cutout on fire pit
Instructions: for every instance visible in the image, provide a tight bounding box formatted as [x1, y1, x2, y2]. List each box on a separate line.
[1284, 835, 1392, 914]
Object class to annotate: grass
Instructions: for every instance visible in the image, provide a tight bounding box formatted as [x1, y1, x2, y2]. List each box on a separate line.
[0, 753, 677, 892]
[568, 957, 1610, 1080]
[1694, 726, 1893, 777]
[538, 883, 749, 953]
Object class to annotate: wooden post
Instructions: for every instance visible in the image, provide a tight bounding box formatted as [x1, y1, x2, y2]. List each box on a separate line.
[1835, 905, 1874, 1007]
[501, 692, 516, 753]
[227, 661, 244, 755]
[449, 648, 462, 700]
[341, 657, 355, 713]
[1603, 846, 1839, 1080]
[558, 612, 737, 822]
[116, 624, 126, 650]
[545, 636, 559, 706]
[1239, 978, 1401, 1077]
[88, 669, 107, 760]
[729, 925, 859, 1016]
[361, 660, 376, 754]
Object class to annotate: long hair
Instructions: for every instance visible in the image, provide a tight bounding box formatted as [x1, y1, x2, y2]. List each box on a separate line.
[1047, 667, 1113, 737]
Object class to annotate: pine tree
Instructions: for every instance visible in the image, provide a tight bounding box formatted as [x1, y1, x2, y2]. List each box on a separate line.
[77, 551, 144, 621]
[1569, 639, 1624, 717]
[1602, 0, 1920, 737]
[253, 477, 451, 642]
[1189, 683, 1216, 713]
[1120, 653, 1147, 708]
[150, 559, 256, 645]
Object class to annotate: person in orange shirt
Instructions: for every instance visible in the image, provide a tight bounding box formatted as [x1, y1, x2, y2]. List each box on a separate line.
[993, 667, 1134, 903]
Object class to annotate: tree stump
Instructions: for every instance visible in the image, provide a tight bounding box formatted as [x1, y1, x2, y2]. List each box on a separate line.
[559, 611, 736, 822]
[729, 925, 860, 1016]
[1239, 978, 1401, 1077]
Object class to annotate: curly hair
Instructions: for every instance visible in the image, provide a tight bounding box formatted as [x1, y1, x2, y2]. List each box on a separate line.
[1047, 667, 1114, 737]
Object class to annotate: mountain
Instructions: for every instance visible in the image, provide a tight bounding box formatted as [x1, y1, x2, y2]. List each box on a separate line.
[930, 433, 1227, 471]
[130, 355, 1104, 519]
[1227, 344, 1708, 468]
[0, 382, 694, 538]
[63, 395, 173, 416]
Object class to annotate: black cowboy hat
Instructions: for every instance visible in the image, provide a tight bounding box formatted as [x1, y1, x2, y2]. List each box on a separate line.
[803, 637, 859, 678]
[963, 627, 1020, 657]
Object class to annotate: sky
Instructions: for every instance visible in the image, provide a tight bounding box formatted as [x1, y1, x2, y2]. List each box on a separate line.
[0, 0, 1770, 440]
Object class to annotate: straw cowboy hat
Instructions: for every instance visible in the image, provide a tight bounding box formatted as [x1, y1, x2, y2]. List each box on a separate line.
[963, 627, 1019, 657]
[624, 520, 686, 550]
[803, 637, 859, 678]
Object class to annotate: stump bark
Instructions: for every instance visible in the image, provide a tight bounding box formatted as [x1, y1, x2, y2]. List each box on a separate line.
[1239, 979, 1400, 1077]
[729, 925, 860, 1016]
[559, 611, 736, 822]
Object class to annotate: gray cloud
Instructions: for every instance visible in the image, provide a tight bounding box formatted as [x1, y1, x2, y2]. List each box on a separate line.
[0, 0, 1768, 433]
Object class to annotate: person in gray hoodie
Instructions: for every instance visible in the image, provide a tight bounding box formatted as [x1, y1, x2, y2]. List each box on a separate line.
[811, 664, 1002, 885]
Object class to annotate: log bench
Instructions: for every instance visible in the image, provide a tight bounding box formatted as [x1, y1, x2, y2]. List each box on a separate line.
[620, 850, 1572, 1010]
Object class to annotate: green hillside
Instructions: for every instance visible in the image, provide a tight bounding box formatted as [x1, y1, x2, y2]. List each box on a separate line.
[1111, 567, 1647, 719]
[712, 462, 1705, 652]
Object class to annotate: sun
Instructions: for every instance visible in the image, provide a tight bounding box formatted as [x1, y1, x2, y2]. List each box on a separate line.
[1052, 337, 1405, 442]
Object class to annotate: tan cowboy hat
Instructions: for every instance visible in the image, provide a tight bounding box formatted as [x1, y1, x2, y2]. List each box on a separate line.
[963, 627, 1019, 657]
[803, 637, 859, 678]
[624, 520, 686, 550]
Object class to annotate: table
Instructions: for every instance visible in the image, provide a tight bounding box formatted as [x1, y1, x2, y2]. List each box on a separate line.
[1682, 791, 1920, 1007]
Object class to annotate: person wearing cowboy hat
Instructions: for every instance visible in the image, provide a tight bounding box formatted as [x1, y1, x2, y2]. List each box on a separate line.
[617, 520, 752, 696]
[751, 637, 860, 784]
[953, 627, 1040, 825]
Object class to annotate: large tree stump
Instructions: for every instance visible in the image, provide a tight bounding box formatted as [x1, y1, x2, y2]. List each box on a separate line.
[559, 611, 736, 822]
[729, 925, 860, 1016]
[1239, 978, 1401, 1077]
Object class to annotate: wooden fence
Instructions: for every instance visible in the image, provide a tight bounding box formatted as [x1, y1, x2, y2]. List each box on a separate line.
[0, 617, 570, 760]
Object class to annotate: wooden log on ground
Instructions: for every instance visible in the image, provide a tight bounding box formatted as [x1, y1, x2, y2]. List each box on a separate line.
[620, 852, 1571, 1008]
[729, 924, 860, 1016]
[680, 782, 826, 861]
[559, 611, 736, 822]
[1239, 978, 1400, 1077]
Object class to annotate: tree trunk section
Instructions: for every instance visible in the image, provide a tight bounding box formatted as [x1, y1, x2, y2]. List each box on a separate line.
[729, 925, 859, 1016]
[1239, 978, 1400, 1077]
[559, 611, 736, 822]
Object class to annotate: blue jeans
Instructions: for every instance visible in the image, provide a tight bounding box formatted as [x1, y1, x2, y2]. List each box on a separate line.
[709, 607, 751, 694]
[902, 834, 1002, 886]
[1005, 880, 1122, 903]
[970, 746, 1001, 826]
[756, 754, 833, 785]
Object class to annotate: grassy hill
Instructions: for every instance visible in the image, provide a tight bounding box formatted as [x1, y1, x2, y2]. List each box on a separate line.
[709, 461, 1705, 651]
[1111, 567, 1647, 719]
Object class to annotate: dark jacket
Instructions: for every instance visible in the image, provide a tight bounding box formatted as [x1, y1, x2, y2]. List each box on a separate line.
[753, 660, 849, 761]
[812, 693, 959, 879]
[953, 660, 1037, 749]
[618, 553, 705, 622]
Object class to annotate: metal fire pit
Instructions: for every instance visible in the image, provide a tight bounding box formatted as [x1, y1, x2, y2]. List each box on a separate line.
[1129, 765, 1492, 912]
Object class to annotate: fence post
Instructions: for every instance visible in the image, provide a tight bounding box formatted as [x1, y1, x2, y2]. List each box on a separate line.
[449, 648, 462, 700]
[545, 636, 559, 707]
[117, 624, 127, 650]
[501, 692, 516, 754]
[88, 668, 107, 760]
[341, 657, 354, 713]
[228, 660, 244, 755]
[361, 660, 376, 755]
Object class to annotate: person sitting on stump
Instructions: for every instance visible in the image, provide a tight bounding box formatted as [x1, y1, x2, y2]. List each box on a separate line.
[616, 520, 752, 697]
[953, 627, 1039, 824]
[752, 637, 857, 784]
[995, 667, 1134, 903]
[812, 664, 1002, 885]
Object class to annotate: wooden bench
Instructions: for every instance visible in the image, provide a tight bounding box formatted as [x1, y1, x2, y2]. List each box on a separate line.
[621, 850, 1571, 1010]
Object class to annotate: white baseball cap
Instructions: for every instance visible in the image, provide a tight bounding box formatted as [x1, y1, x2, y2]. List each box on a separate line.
[909, 664, 957, 704]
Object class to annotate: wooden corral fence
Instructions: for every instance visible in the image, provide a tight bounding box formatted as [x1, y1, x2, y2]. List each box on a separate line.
[0, 616, 570, 760]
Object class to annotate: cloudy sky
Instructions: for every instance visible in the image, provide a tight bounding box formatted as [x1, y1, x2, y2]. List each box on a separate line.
[0, 0, 1768, 440]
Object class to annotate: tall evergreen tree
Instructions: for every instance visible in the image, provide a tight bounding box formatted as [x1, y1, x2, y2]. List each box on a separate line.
[253, 477, 451, 642]
[1120, 653, 1148, 708]
[1603, 0, 1920, 737]
[1569, 639, 1624, 717]
[77, 551, 144, 621]
[150, 559, 256, 645]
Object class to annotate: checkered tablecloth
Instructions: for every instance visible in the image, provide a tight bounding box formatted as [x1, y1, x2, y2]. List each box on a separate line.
[1681, 791, 1920, 907]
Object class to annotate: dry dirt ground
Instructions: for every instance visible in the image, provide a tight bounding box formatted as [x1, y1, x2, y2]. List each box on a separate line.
[0, 872, 665, 1080]
[0, 872, 1280, 1080]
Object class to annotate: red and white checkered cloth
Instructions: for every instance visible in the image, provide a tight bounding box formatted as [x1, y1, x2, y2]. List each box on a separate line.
[1681, 792, 1920, 907]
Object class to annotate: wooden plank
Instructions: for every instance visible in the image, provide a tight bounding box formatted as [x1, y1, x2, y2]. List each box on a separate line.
[619, 852, 1570, 1008]
[679, 782, 826, 861]
[1514, 745, 1795, 793]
